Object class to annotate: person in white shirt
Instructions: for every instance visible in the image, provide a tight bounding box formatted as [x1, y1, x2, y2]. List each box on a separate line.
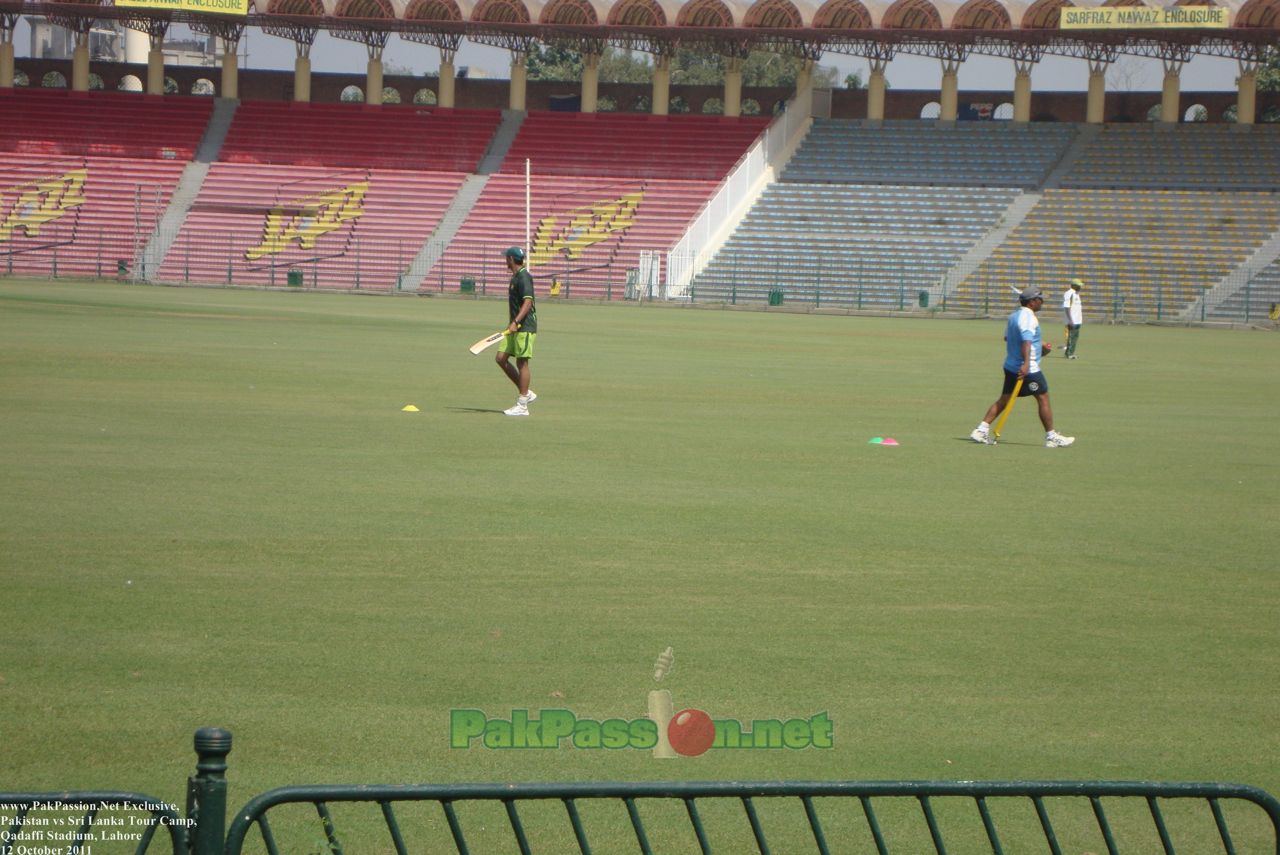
[1062, 278, 1083, 359]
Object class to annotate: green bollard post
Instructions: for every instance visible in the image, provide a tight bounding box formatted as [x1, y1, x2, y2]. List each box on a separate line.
[187, 727, 232, 855]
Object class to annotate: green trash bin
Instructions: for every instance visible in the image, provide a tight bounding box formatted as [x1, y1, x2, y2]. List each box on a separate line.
[287, 269, 303, 287]
[918, 290, 929, 308]
[116, 260, 128, 279]
[768, 287, 784, 307]
[460, 277, 476, 294]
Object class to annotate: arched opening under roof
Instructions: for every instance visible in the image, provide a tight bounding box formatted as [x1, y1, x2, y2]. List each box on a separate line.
[42, 71, 67, 88]
[414, 87, 437, 103]
[953, 0, 1011, 28]
[920, 100, 941, 118]
[193, 78, 216, 95]
[268, 0, 324, 14]
[814, 0, 873, 27]
[1235, 0, 1278, 26]
[995, 101, 1013, 119]
[677, 0, 735, 27]
[334, 0, 395, 18]
[883, 0, 942, 28]
[607, 0, 666, 25]
[702, 96, 723, 113]
[473, 0, 532, 23]
[1021, 0, 1070, 28]
[118, 73, 141, 91]
[405, 0, 463, 21]
[87, 72, 103, 90]
[341, 84, 365, 101]
[744, 0, 803, 28]
[541, 0, 598, 25]
[1184, 103, 1207, 122]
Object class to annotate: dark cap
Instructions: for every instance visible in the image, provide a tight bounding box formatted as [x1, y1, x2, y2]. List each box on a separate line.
[1019, 286, 1043, 304]
[503, 246, 526, 263]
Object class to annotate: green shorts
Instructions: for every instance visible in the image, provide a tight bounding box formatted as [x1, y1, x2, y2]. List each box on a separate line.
[500, 331, 535, 358]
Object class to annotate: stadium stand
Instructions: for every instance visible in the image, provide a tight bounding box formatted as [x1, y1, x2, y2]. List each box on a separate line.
[1206, 257, 1280, 322]
[0, 153, 187, 279]
[782, 119, 1078, 188]
[689, 183, 1020, 307]
[0, 90, 210, 277]
[422, 111, 769, 296]
[154, 163, 466, 289]
[0, 89, 212, 162]
[946, 188, 1280, 317]
[1057, 124, 1280, 191]
[217, 102, 502, 172]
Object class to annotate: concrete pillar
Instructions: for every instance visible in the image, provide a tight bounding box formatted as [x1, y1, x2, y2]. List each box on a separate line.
[71, 32, 90, 91]
[220, 38, 239, 100]
[509, 51, 527, 111]
[0, 42, 14, 88]
[724, 56, 742, 117]
[1086, 59, 1107, 124]
[796, 58, 815, 99]
[652, 55, 671, 115]
[939, 59, 959, 121]
[867, 58, 887, 120]
[294, 54, 311, 102]
[367, 55, 383, 105]
[1013, 60, 1033, 123]
[581, 51, 600, 113]
[147, 46, 164, 95]
[439, 48, 456, 108]
[1237, 63, 1257, 125]
[1160, 61, 1181, 123]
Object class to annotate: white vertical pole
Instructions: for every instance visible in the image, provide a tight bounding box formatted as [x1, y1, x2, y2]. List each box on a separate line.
[525, 158, 531, 266]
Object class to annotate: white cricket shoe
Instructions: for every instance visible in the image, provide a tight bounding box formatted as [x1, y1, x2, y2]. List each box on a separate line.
[1045, 432, 1075, 448]
[504, 403, 529, 417]
[526, 391, 537, 403]
[969, 428, 990, 444]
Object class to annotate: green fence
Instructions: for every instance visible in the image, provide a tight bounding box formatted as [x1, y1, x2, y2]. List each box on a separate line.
[3, 729, 1279, 855]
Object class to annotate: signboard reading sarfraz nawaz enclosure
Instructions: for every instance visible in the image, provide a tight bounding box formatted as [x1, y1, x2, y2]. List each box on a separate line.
[1060, 5, 1228, 28]
[115, 0, 248, 15]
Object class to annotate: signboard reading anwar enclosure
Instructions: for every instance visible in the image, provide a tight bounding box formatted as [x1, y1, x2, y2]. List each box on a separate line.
[116, 0, 248, 14]
[1060, 5, 1228, 28]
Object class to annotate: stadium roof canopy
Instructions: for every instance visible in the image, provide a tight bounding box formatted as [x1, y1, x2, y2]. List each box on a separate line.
[4, 0, 1276, 62]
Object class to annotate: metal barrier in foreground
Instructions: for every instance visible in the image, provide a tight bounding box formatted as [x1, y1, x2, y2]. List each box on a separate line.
[3, 730, 1279, 855]
[225, 778, 1280, 855]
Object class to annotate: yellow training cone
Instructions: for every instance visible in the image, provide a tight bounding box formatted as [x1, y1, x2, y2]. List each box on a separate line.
[402, 405, 419, 412]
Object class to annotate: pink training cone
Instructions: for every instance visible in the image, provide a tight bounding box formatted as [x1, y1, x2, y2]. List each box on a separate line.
[881, 438, 899, 446]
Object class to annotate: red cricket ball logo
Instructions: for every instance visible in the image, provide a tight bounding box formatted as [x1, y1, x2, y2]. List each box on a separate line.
[667, 708, 716, 757]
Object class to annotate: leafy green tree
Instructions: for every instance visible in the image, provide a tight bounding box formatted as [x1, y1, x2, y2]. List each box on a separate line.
[601, 49, 652, 83]
[1257, 48, 1280, 92]
[526, 43, 583, 81]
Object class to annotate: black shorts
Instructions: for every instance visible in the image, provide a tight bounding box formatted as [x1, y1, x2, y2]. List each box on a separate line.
[1002, 369, 1048, 397]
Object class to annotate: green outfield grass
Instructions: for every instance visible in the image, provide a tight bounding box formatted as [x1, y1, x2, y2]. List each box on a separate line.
[1, 279, 1277, 853]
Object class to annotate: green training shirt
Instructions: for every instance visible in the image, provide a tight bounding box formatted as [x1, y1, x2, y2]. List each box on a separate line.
[509, 268, 537, 333]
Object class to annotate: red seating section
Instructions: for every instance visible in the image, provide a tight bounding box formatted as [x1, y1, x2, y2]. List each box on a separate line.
[0, 89, 211, 161]
[0, 152, 185, 278]
[157, 163, 465, 290]
[218, 102, 502, 172]
[501, 112, 769, 180]
[425, 112, 769, 296]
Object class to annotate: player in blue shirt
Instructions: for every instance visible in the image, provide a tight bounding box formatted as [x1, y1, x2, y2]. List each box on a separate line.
[969, 286, 1075, 447]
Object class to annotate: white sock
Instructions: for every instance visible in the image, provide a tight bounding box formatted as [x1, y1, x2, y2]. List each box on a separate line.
[978, 421, 991, 432]
[518, 395, 529, 405]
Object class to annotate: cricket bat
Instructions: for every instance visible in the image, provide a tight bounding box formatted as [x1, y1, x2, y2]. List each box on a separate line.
[468, 330, 508, 355]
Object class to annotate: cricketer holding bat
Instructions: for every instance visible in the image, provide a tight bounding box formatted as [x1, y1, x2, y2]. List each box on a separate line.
[969, 286, 1075, 448]
[497, 246, 538, 417]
